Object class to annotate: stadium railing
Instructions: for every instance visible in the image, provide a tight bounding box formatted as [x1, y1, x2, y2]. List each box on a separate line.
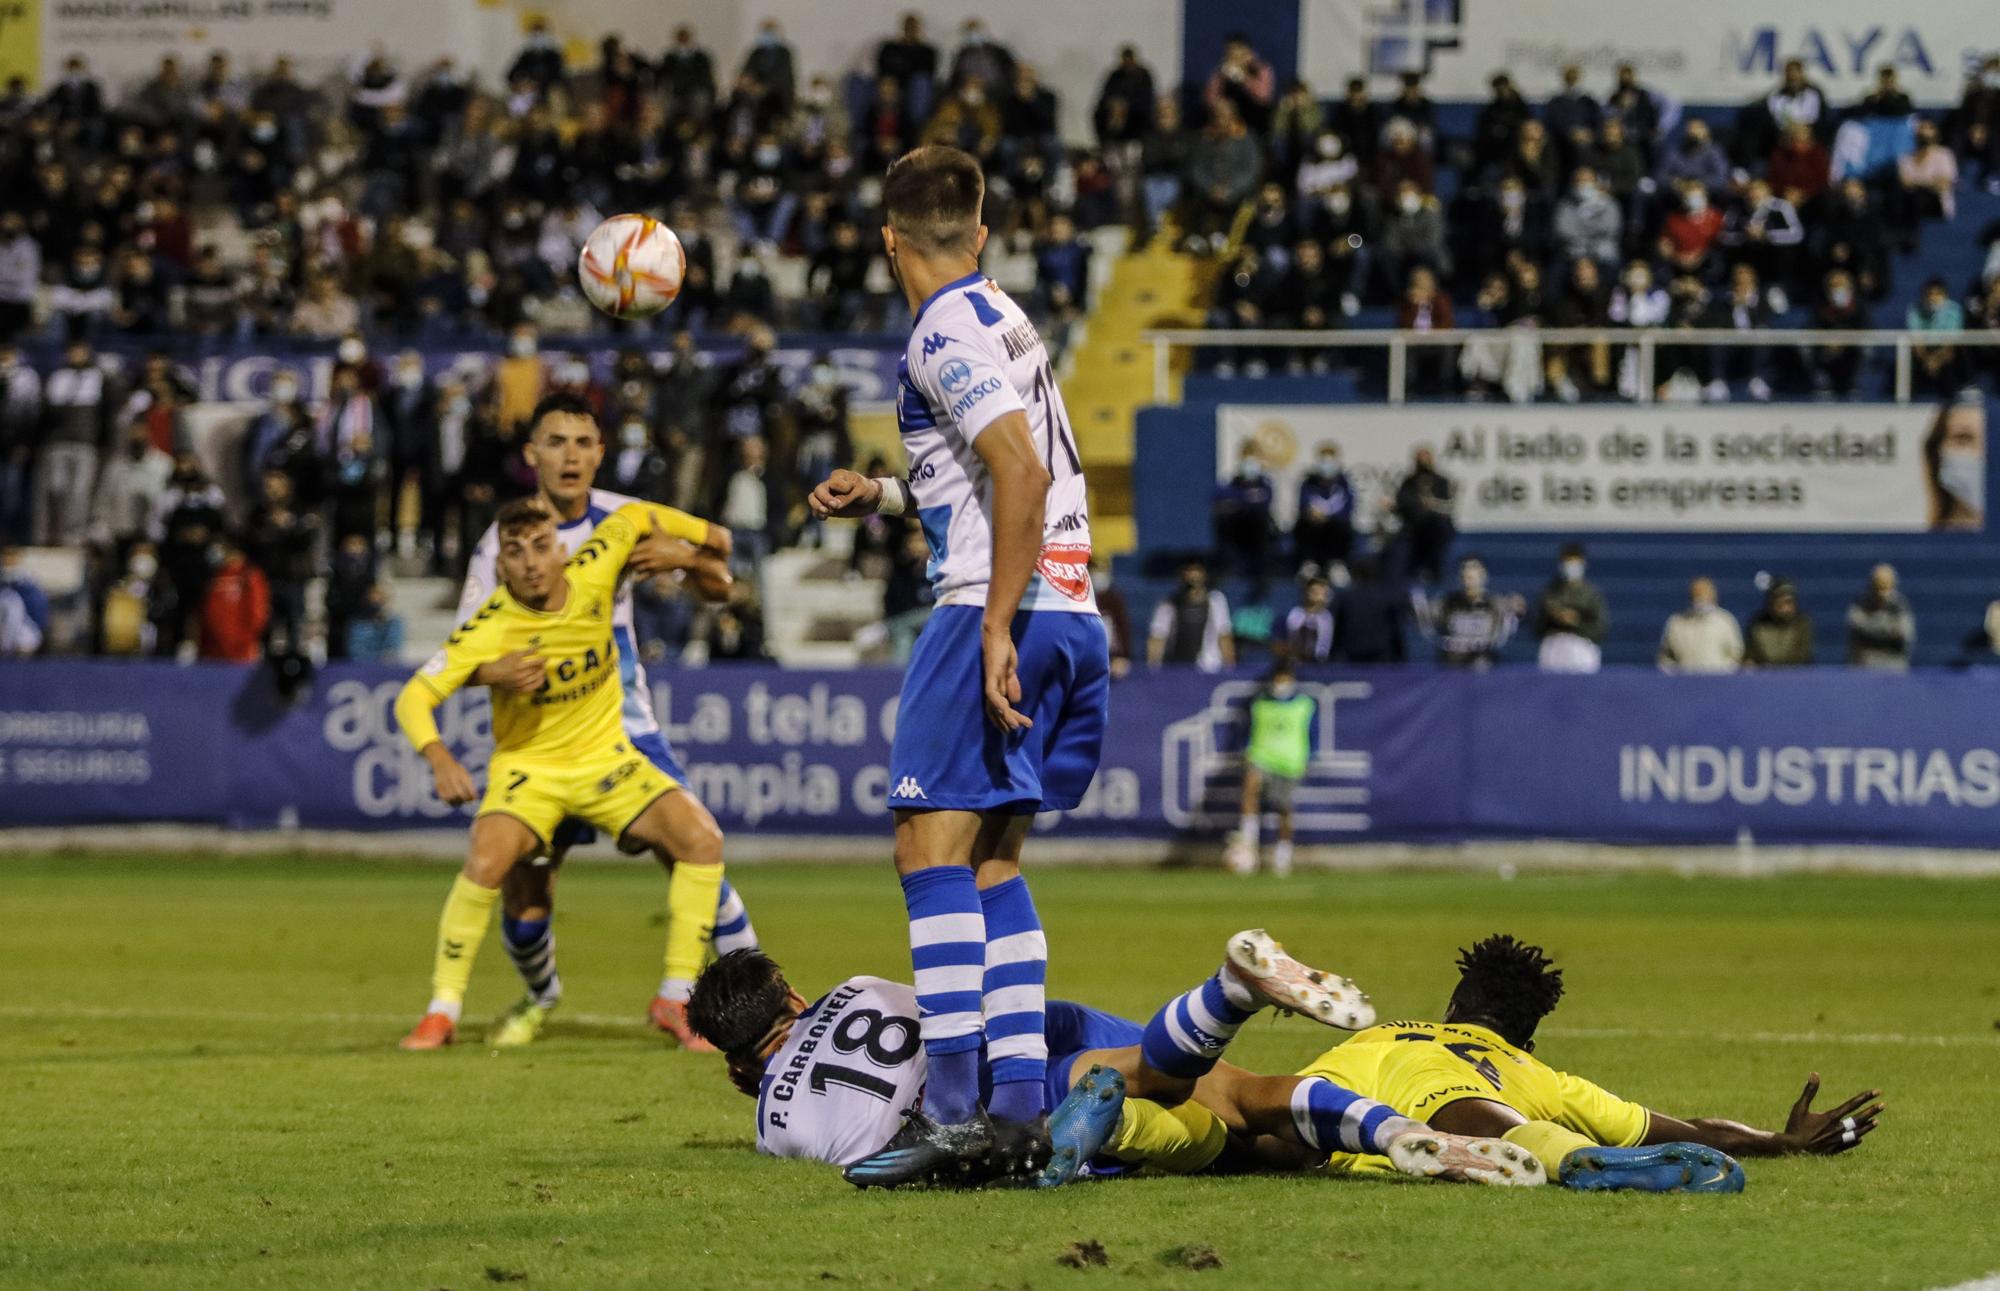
[1142, 328, 2000, 405]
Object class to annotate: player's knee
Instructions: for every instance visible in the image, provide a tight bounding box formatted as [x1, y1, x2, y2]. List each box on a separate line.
[462, 854, 510, 888]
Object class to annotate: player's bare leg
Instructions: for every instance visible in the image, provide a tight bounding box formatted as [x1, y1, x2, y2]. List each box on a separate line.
[1271, 801, 1295, 877]
[490, 855, 562, 1048]
[401, 814, 542, 1050]
[622, 788, 725, 1050]
[1228, 767, 1261, 874]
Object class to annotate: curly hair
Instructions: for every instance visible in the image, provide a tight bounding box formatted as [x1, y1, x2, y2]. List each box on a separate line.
[685, 949, 795, 1058]
[1447, 934, 1565, 1048]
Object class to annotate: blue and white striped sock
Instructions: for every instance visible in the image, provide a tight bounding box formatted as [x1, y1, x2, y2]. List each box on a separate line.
[501, 915, 562, 1008]
[979, 876, 1048, 1122]
[1290, 1076, 1419, 1156]
[1139, 968, 1261, 1079]
[712, 881, 758, 955]
[901, 866, 986, 1124]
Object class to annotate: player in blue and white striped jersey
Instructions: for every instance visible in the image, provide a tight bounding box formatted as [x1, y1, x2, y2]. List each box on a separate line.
[456, 392, 757, 1049]
[811, 147, 1110, 1185]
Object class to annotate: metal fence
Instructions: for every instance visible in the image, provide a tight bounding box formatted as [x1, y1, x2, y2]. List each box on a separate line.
[1143, 327, 2000, 406]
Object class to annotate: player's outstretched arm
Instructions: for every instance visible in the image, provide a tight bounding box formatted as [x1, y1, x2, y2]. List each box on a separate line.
[1643, 1073, 1883, 1157]
[972, 410, 1053, 732]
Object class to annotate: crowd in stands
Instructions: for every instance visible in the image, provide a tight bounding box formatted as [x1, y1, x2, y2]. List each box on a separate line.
[1189, 47, 2000, 401]
[1075, 438, 1988, 675]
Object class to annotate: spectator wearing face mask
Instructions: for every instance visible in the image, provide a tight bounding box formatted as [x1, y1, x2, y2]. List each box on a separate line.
[1282, 577, 1335, 664]
[379, 351, 437, 557]
[1294, 443, 1355, 575]
[1553, 166, 1620, 267]
[605, 413, 672, 501]
[1924, 400, 1985, 531]
[1149, 560, 1235, 671]
[98, 540, 170, 656]
[1423, 556, 1520, 669]
[1745, 577, 1814, 667]
[345, 582, 406, 662]
[1658, 576, 1743, 673]
[1212, 445, 1275, 596]
[37, 341, 120, 546]
[197, 537, 269, 662]
[1908, 279, 1966, 398]
[1656, 121, 1730, 201]
[1535, 543, 1607, 673]
[1848, 564, 1915, 670]
[1811, 269, 1869, 397]
[1390, 446, 1455, 585]
[1659, 180, 1723, 278]
[90, 423, 175, 549]
[245, 469, 318, 653]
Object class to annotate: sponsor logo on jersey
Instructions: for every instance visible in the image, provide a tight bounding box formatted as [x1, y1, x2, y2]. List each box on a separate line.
[920, 332, 955, 357]
[421, 649, 448, 676]
[938, 357, 975, 394]
[1035, 541, 1094, 602]
[892, 776, 926, 799]
[949, 377, 1002, 420]
[597, 758, 642, 794]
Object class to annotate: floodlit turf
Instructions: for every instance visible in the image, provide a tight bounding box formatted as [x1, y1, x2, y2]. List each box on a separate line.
[4, 853, 2000, 1290]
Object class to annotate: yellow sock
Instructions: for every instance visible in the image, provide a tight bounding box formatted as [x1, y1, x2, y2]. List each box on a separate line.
[658, 861, 724, 998]
[1503, 1121, 1596, 1179]
[1107, 1098, 1231, 1175]
[429, 874, 500, 1020]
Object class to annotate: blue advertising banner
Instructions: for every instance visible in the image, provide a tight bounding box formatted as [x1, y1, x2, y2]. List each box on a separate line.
[6, 662, 2000, 848]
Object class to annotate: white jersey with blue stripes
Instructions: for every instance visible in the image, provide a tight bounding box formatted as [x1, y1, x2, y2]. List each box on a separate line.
[756, 977, 925, 1166]
[457, 486, 662, 743]
[898, 272, 1097, 615]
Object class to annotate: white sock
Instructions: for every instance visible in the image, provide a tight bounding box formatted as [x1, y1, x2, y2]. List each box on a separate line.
[1272, 841, 1294, 871]
[657, 977, 693, 1003]
[426, 998, 463, 1023]
[1216, 964, 1262, 1012]
[1240, 815, 1261, 846]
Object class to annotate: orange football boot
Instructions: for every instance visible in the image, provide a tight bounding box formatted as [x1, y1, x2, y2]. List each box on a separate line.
[398, 1011, 457, 1050]
[648, 996, 716, 1051]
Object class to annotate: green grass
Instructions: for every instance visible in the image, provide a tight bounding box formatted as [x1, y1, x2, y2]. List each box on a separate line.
[4, 854, 2000, 1290]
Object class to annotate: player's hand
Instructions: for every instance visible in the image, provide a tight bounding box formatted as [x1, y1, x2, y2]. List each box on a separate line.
[810, 469, 883, 519]
[981, 622, 1033, 734]
[481, 649, 548, 695]
[627, 515, 701, 578]
[702, 523, 734, 560]
[1781, 1072, 1883, 1155]
[425, 749, 478, 806]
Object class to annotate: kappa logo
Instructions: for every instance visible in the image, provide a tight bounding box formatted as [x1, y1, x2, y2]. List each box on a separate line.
[892, 776, 927, 800]
[938, 357, 975, 394]
[588, 598, 603, 621]
[920, 332, 955, 358]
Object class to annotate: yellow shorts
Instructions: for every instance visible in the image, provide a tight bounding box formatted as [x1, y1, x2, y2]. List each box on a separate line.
[478, 744, 677, 848]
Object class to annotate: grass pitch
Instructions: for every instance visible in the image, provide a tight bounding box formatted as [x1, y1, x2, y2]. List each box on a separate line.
[4, 852, 1999, 1291]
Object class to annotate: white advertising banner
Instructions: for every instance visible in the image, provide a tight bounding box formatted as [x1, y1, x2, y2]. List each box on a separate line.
[1300, 0, 2000, 108]
[29, 0, 488, 92]
[1216, 403, 1986, 533]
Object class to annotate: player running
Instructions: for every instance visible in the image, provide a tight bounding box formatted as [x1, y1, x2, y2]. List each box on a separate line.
[456, 392, 756, 1049]
[1046, 933, 1883, 1193]
[808, 145, 1109, 1184]
[685, 930, 1531, 1188]
[394, 493, 733, 1050]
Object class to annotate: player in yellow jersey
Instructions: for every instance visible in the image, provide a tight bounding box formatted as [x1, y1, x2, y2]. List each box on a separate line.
[1046, 932, 1882, 1192]
[393, 495, 731, 1049]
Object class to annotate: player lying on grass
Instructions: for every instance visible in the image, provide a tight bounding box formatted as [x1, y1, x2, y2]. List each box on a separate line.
[459, 392, 756, 1051]
[392, 495, 734, 1050]
[1046, 933, 1884, 1193]
[683, 932, 1535, 1188]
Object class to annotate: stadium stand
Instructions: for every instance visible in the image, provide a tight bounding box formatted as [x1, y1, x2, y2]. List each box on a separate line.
[1, 14, 1997, 672]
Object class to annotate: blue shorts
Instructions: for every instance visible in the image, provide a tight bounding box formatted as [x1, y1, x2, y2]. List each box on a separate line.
[550, 731, 690, 853]
[888, 605, 1110, 813]
[1043, 1000, 1143, 1111]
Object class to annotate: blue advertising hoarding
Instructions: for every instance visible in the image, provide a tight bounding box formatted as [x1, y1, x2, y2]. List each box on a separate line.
[6, 662, 2000, 850]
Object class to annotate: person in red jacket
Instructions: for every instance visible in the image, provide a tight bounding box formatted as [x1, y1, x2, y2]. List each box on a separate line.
[1658, 180, 1724, 278]
[199, 537, 269, 662]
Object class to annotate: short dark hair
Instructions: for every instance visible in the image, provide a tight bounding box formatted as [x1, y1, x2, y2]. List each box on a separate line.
[1558, 541, 1587, 561]
[883, 146, 985, 255]
[528, 390, 599, 437]
[687, 949, 795, 1057]
[1447, 934, 1565, 1048]
[496, 497, 554, 538]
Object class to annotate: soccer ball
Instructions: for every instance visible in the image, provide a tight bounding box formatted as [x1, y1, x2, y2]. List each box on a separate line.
[577, 214, 685, 320]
